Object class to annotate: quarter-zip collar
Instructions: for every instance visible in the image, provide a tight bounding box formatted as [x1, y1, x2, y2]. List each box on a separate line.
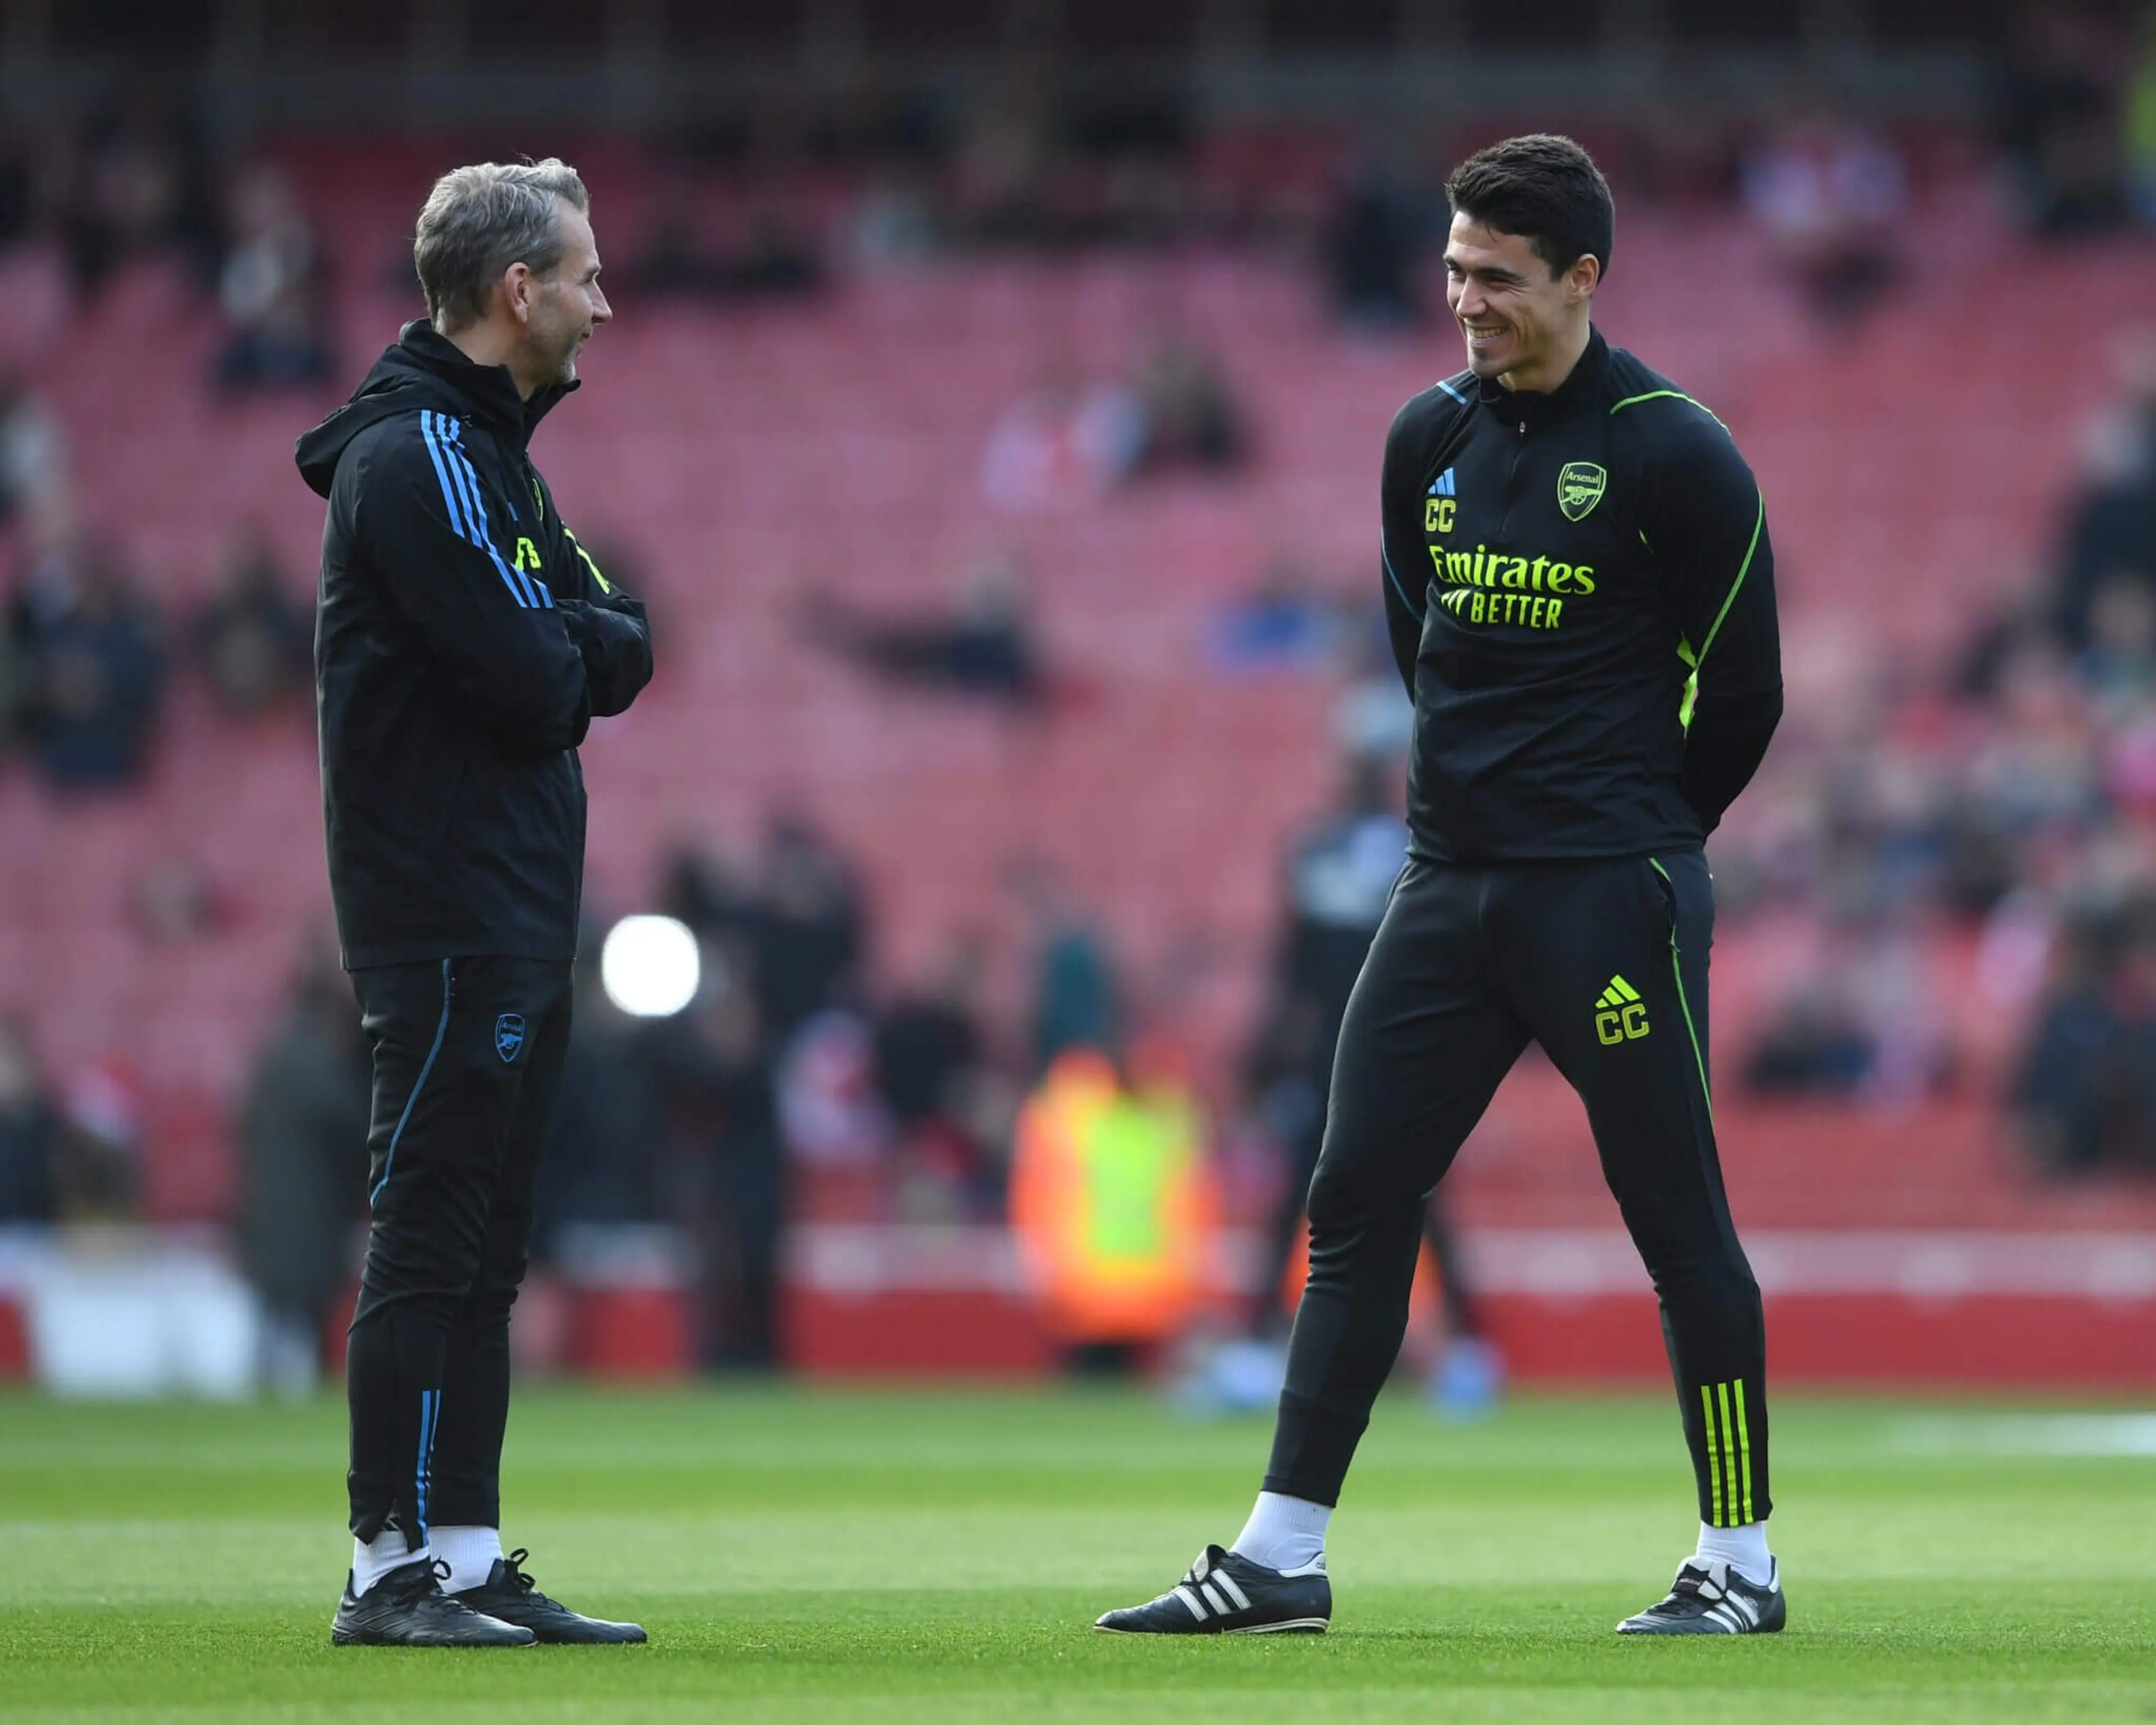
[1477, 326, 1609, 432]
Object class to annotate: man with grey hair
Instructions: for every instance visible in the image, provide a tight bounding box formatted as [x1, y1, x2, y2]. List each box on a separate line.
[297, 158, 652, 1648]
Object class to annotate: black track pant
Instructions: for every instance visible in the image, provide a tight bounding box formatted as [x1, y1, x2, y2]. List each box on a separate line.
[1263, 850, 1770, 1529]
[345, 956, 572, 1547]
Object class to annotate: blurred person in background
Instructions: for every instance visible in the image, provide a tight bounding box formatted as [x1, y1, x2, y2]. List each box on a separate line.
[2050, 331, 2156, 652]
[1009, 857, 1120, 1072]
[0, 364, 66, 528]
[751, 812, 867, 1049]
[648, 946, 784, 1370]
[0, 1016, 58, 1225]
[2014, 891, 2156, 1175]
[1125, 333, 1248, 479]
[1998, 3, 2130, 235]
[1741, 114, 1906, 330]
[1203, 753, 1501, 1417]
[51, 81, 218, 301]
[1103, 134, 1786, 1641]
[1206, 552, 1342, 676]
[193, 524, 312, 719]
[532, 935, 667, 1253]
[10, 529, 165, 794]
[872, 931, 1011, 1220]
[1010, 1040, 1216, 1376]
[981, 363, 1144, 511]
[50, 1057, 140, 1223]
[296, 158, 651, 1648]
[236, 945, 371, 1394]
[214, 161, 333, 392]
[1325, 144, 1429, 330]
[802, 548, 1043, 711]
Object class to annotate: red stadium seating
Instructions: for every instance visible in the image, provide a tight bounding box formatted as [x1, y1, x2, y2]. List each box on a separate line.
[8, 154, 2156, 1281]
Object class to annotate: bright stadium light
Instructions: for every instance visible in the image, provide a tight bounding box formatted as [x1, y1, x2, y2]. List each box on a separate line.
[600, 915, 700, 1017]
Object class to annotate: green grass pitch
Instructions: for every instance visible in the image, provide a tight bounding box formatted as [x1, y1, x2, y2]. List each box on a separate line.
[2, 1383, 2153, 1722]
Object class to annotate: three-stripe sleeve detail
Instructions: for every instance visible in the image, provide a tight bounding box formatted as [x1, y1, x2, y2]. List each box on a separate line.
[1698, 1379, 1757, 1527]
[445, 418, 550, 608]
[419, 411, 551, 608]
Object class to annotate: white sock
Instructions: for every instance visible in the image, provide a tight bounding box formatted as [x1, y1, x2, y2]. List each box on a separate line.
[351, 1529, 430, 1596]
[1694, 1520, 1773, 1588]
[1231, 1490, 1331, 1573]
[432, 1525, 505, 1595]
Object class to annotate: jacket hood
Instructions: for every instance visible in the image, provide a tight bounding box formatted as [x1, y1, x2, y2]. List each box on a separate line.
[295, 320, 577, 498]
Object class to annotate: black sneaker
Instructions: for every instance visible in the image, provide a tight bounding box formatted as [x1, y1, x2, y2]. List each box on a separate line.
[332, 1557, 536, 1647]
[1095, 1544, 1330, 1636]
[1616, 1558, 1787, 1636]
[451, 1549, 647, 1645]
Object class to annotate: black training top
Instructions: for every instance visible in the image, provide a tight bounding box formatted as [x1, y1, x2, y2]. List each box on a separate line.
[296, 322, 654, 970]
[1380, 327, 1782, 864]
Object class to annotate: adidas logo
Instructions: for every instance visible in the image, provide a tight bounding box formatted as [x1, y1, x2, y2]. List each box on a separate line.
[1595, 975, 1650, 1044]
[1427, 467, 1458, 498]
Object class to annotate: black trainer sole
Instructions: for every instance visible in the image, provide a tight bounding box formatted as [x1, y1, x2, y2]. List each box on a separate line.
[1094, 1616, 1328, 1636]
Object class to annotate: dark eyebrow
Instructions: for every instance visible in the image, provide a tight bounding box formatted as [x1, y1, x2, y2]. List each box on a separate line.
[1444, 253, 1525, 285]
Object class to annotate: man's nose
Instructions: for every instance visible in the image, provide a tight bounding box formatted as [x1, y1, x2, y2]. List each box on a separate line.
[591, 286, 613, 324]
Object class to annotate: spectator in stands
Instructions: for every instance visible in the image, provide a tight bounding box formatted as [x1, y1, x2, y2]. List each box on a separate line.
[629, 189, 825, 304]
[1125, 334, 1248, 479]
[648, 944, 785, 1368]
[871, 932, 1012, 1219]
[2013, 893, 2156, 1174]
[236, 946, 371, 1392]
[1324, 146, 1428, 329]
[1332, 616, 1415, 761]
[1008, 857, 1120, 1072]
[752, 812, 867, 1047]
[534, 937, 668, 1255]
[50, 1058, 140, 1223]
[0, 1015, 58, 1224]
[11, 530, 165, 793]
[803, 550, 1043, 710]
[1741, 115, 1906, 329]
[1207, 554, 1343, 674]
[2052, 333, 2156, 651]
[193, 524, 312, 719]
[1998, 3, 2130, 235]
[52, 80, 218, 301]
[0, 365, 66, 529]
[214, 162, 332, 392]
[981, 365, 1144, 511]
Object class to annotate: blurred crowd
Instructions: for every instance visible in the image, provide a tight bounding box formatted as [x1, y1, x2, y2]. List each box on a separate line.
[7, 8, 2156, 1392]
[1705, 328, 2156, 1179]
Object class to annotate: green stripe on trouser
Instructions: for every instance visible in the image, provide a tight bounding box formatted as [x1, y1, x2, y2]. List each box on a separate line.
[1733, 1377, 1754, 1521]
[1697, 1380, 1756, 1526]
[1700, 1384, 1724, 1525]
[1717, 1380, 1741, 1525]
[1648, 858, 1713, 1129]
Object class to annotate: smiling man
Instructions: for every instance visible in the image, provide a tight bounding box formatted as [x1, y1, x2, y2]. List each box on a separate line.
[296, 159, 652, 1648]
[1097, 135, 1786, 1639]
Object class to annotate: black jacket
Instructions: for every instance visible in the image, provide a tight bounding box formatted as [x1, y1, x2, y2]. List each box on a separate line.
[1380, 328, 1782, 862]
[296, 322, 653, 969]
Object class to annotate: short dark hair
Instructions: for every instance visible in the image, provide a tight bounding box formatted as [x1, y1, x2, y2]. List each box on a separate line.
[1445, 134, 1614, 283]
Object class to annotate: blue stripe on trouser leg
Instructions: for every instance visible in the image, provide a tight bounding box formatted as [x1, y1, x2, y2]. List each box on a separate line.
[370, 959, 453, 1207]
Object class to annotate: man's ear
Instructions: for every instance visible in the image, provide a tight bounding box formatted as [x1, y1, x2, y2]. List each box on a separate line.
[503, 260, 535, 326]
[1567, 254, 1601, 305]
